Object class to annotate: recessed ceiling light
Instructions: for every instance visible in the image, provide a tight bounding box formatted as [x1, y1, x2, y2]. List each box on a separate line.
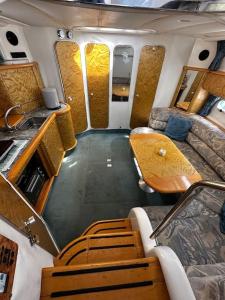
[73, 27, 157, 34]
[177, 19, 191, 23]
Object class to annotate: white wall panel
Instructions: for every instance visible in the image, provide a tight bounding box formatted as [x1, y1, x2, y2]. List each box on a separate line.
[23, 27, 194, 129]
[0, 217, 53, 300]
[187, 38, 216, 68]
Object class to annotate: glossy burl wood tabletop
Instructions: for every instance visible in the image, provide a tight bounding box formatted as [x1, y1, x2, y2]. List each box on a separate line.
[129, 133, 202, 193]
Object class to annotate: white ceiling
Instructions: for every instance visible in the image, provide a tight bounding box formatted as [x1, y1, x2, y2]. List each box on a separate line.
[0, 0, 225, 40]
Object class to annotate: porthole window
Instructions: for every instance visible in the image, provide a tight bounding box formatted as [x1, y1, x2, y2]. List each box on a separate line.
[198, 49, 210, 61]
[6, 31, 19, 46]
[217, 100, 225, 113]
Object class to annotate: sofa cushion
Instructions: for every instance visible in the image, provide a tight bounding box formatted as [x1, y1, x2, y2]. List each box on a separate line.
[149, 118, 167, 130]
[165, 115, 192, 141]
[187, 132, 225, 180]
[173, 140, 222, 181]
[185, 262, 225, 300]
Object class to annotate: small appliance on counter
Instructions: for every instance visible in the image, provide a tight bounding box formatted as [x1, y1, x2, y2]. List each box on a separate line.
[41, 87, 61, 110]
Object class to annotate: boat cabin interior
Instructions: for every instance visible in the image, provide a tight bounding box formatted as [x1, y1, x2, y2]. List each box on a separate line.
[1, 0, 225, 299]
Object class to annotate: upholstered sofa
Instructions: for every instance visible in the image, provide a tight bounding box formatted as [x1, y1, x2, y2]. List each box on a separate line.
[140, 108, 225, 299]
[148, 107, 225, 182]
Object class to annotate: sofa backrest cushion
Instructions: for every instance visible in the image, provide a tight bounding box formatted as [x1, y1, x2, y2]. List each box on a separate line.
[187, 132, 225, 180]
[190, 115, 225, 162]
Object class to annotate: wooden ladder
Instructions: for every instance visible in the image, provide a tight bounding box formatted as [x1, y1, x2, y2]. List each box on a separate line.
[41, 218, 170, 300]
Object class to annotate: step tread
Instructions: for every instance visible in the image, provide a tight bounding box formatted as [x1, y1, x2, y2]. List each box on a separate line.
[41, 257, 170, 300]
[55, 231, 144, 266]
[82, 218, 132, 236]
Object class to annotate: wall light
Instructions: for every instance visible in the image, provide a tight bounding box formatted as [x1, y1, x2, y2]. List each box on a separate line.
[73, 27, 157, 34]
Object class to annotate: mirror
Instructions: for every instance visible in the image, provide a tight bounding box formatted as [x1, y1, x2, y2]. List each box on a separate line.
[173, 68, 205, 111]
[112, 45, 134, 102]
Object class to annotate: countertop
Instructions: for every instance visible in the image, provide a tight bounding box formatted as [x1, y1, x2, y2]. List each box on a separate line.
[0, 104, 66, 177]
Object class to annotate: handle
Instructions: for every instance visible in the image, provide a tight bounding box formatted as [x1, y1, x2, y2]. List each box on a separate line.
[23, 216, 39, 246]
[136, 94, 139, 97]
[67, 96, 73, 102]
[90, 92, 94, 96]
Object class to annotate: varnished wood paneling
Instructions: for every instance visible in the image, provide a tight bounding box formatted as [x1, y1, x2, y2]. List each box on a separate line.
[40, 118, 65, 176]
[130, 46, 165, 129]
[130, 133, 202, 193]
[203, 72, 225, 98]
[0, 174, 58, 255]
[55, 42, 87, 133]
[55, 104, 77, 151]
[0, 63, 44, 115]
[85, 43, 110, 128]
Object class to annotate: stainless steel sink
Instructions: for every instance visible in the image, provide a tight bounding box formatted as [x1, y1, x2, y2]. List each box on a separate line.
[17, 117, 47, 130]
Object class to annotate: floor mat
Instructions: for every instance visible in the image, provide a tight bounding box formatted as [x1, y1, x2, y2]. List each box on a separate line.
[43, 131, 176, 249]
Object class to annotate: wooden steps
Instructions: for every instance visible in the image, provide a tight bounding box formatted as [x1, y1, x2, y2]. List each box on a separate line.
[55, 231, 144, 266]
[81, 218, 132, 236]
[41, 257, 170, 300]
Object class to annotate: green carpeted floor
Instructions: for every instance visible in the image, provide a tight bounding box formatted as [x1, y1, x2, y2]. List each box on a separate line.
[43, 131, 175, 249]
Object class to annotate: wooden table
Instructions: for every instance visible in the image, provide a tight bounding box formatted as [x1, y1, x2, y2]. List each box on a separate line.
[129, 133, 202, 193]
[112, 84, 130, 97]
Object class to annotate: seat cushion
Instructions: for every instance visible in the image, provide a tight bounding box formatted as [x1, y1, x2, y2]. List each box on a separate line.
[185, 263, 225, 300]
[151, 188, 225, 266]
[173, 140, 222, 181]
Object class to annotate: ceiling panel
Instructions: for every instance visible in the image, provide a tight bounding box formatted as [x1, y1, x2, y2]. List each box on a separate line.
[0, 0, 224, 40]
[173, 22, 225, 35]
[0, 0, 60, 26]
[100, 11, 169, 29]
[141, 14, 214, 32]
[21, 0, 99, 27]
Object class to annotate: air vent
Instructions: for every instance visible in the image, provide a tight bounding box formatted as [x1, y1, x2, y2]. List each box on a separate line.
[10, 52, 27, 59]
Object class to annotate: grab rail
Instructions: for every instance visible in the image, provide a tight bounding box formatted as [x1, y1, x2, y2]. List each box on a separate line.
[150, 180, 225, 239]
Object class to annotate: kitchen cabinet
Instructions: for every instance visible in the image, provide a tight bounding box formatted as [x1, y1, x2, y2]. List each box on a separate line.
[39, 118, 64, 176]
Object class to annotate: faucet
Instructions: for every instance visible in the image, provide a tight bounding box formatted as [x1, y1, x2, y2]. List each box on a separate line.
[4, 104, 22, 130]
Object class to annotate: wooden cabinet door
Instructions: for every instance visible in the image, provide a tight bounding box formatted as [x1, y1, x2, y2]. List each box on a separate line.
[40, 118, 64, 176]
[55, 42, 87, 133]
[130, 46, 165, 128]
[85, 43, 110, 128]
[0, 174, 59, 255]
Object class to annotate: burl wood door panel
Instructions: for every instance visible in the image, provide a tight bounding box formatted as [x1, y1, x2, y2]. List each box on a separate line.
[130, 46, 165, 129]
[55, 42, 87, 133]
[0, 174, 58, 255]
[40, 118, 64, 176]
[85, 43, 110, 128]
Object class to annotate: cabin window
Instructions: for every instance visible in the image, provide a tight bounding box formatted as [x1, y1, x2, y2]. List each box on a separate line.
[207, 100, 225, 128]
[217, 100, 225, 113]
